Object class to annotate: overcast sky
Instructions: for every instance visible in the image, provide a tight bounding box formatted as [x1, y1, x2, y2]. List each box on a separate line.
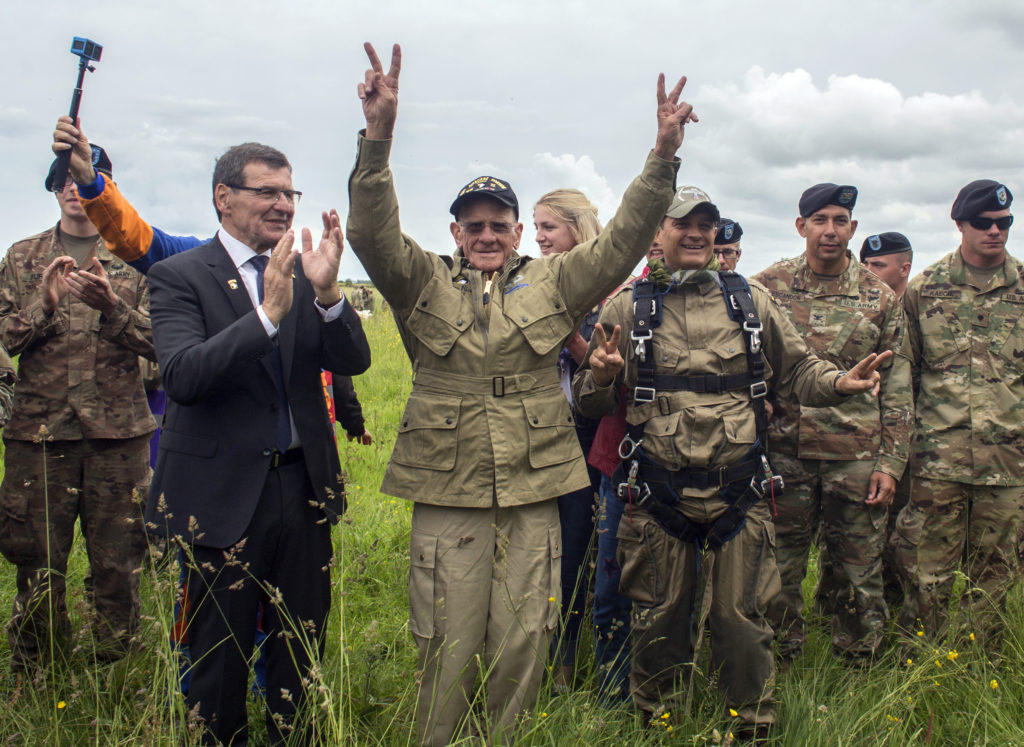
[4, 0, 1024, 281]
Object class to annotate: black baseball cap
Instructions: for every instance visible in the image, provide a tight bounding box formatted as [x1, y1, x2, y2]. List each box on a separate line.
[449, 176, 519, 219]
[45, 144, 112, 192]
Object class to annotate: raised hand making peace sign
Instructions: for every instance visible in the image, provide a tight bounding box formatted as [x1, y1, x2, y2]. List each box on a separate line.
[359, 42, 402, 140]
[653, 74, 699, 161]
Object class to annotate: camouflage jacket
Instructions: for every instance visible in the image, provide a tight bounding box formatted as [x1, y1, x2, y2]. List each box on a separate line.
[573, 271, 846, 517]
[0, 225, 156, 441]
[753, 251, 912, 478]
[346, 134, 678, 508]
[903, 249, 1024, 486]
[0, 343, 14, 429]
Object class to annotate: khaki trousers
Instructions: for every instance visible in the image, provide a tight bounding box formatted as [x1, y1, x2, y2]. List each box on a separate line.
[409, 499, 561, 747]
[617, 501, 779, 727]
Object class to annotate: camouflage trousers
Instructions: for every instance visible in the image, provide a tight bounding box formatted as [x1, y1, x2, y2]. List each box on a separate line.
[894, 477, 1024, 649]
[766, 455, 888, 659]
[0, 436, 151, 670]
[816, 473, 911, 614]
[617, 501, 779, 728]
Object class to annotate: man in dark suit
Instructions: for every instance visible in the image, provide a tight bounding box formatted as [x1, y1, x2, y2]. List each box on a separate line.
[144, 142, 370, 745]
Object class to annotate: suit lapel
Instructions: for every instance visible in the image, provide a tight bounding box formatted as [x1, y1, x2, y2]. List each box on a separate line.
[202, 237, 280, 387]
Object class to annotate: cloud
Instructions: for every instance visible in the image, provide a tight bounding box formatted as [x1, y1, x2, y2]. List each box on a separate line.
[682, 67, 1024, 273]
[530, 153, 619, 224]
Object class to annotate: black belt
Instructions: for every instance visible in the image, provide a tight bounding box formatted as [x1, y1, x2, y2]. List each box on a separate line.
[639, 458, 760, 490]
[271, 448, 304, 468]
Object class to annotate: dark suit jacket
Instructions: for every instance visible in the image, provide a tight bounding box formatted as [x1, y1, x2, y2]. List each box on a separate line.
[145, 237, 371, 548]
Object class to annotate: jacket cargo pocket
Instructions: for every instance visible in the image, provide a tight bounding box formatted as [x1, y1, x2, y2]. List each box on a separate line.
[408, 530, 438, 639]
[616, 517, 663, 607]
[505, 284, 574, 355]
[392, 393, 461, 471]
[995, 309, 1024, 375]
[546, 524, 563, 630]
[918, 301, 969, 366]
[828, 314, 884, 364]
[523, 389, 578, 468]
[406, 276, 473, 357]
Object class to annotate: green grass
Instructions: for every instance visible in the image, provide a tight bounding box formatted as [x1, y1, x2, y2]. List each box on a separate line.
[2, 295, 1024, 745]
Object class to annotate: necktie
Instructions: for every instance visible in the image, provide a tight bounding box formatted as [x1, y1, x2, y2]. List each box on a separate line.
[249, 254, 293, 452]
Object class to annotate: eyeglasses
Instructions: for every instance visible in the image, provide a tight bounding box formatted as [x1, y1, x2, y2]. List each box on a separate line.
[714, 248, 739, 258]
[967, 215, 1013, 231]
[458, 221, 517, 236]
[225, 183, 302, 205]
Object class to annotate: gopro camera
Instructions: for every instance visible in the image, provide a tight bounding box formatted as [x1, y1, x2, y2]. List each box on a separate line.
[71, 37, 102, 63]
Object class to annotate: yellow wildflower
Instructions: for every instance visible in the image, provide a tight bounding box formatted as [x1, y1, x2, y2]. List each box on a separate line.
[541, 712, 548, 718]
[548, 597, 556, 603]
[946, 650, 958, 661]
[57, 701, 66, 709]
[906, 658, 913, 665]
[916, 630, 924, 637]
[969, 632, 976, 641]
[729, 708, 739, 717]
[990, 679, 999, 690]
[661, 713, 670, 720]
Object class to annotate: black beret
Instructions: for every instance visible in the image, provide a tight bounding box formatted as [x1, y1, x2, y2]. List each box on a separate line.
[715, 218, 743, 245]
[860, 232, 911, 263]
[45, 144, 112, 192]
[799, 183, 858, 218]
[449, 176, 519, 219]
[950, 179, 1013, 221]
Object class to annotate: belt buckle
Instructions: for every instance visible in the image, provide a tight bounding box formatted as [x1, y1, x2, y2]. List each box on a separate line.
[749, 380, 768, 399]
[633, 386, 656, 404]
[272, 450, 283, 468]
[492, 376, 506, 397]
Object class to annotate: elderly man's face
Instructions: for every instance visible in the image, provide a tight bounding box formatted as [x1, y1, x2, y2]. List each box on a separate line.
[450, 198, 523, 273]
[215, 162, 295, 252]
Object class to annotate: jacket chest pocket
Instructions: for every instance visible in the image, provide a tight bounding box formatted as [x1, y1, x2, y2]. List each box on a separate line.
[504, 283, 573, 355]
[826, 313, 884, 364]
[522, 389, 578, 468]
[392, 393, 462, 471]
[406, 276, 474, 357]
[993, 305, 1024, 375]
[918, 301, 969, 366]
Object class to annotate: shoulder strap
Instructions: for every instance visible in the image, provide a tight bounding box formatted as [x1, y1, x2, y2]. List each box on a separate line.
[718, 271, 768, 442]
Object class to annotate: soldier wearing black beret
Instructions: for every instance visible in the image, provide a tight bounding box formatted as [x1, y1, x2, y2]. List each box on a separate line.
[714, 217, 743, 270]
[893, 178, 1023, 652]
[860, 232, 913, 298]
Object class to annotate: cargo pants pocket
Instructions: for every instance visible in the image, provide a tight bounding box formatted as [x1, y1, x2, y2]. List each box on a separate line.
[408, 530, 439, 640]
[0, 481, 37, 567]
[616, 518, 664, 607]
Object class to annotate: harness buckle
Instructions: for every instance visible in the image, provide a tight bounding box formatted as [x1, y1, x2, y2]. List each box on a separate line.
[742, 320, 763, 354]
[749, 380, 768, 399]
[631, 325, 652, 362]
[618, 435, 642, 460]
[633, 386, 656, 404]
[758, 454, 784, 495]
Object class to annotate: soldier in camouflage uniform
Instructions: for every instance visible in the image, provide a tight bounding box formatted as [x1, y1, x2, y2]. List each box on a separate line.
[345, 44, 694, 747]
[895, 180, 1024, 648]
[755, 184, 913, 661]
[0, 146, 155, 671]
[0, 346, 14, 428]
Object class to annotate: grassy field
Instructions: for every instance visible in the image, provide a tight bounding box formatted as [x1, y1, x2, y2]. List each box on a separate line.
[2, 293, 1024, 745]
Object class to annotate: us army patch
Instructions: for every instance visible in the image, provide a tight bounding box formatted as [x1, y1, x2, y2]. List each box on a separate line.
[1004, 293, 1024, 304]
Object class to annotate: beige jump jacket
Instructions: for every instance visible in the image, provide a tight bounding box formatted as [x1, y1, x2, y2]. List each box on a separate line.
[346, 134, 678, 507]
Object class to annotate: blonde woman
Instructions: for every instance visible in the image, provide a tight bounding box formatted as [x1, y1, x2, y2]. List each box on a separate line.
[533, 189, 604, 688]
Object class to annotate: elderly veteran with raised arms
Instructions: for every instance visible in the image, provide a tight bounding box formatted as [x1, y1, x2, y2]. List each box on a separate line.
[346, 42, 695, 746]
[573, 186, 890, 737]
[897, 180, 1024, 650]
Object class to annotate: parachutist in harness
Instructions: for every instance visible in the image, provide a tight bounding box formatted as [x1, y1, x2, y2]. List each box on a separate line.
[614, 272, 784, 549]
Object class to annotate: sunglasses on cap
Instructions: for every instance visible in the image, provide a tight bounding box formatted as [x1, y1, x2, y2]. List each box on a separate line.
[968, 215, 1014, 231]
